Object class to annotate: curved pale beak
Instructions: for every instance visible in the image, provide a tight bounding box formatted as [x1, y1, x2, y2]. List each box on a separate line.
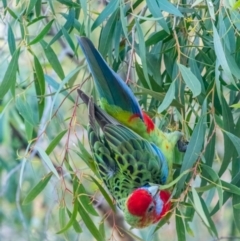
[148, 186, 159, 198]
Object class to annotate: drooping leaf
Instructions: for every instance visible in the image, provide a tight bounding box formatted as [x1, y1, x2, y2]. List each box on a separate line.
[29, 19, 54, 45]
[99, 10, 118, 58]
[158, 81, 175, 113]
[8, 25, 16, 55]
[34, 55, 45, 97]
[176, 209, 186, 241]
[57, 0, 80, 8]
[67, 208, 82, 233]
[57, 199, 79, 234]
[201, 164, 223, 208]
[146, 0, 169, 33]
[136, 20, 151, 88]
[73, 178, 99, 216]
[40, 40, 65, 80]
[78, 202, 104, 241]
[212, 24, 236, 87]
[158, 0, 183, 17]
[175, 109, 206, 196]
[23, 172, 53, 205]
[16, 97, 39, 126]
[0, 48, 20, 99]
[45, 129, 68, 155]
[35, 147, 60, 178]
[90, 176, 115, 211]
[191, 187, 209, 227]
[178, 64, 202, 98]
[91, 0, 119, 31]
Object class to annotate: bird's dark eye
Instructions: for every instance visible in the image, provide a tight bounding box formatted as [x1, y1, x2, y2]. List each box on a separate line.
[148, 205, 154, 213]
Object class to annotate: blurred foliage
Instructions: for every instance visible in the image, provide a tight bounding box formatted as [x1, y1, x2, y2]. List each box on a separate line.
[0, 0, 240, 240]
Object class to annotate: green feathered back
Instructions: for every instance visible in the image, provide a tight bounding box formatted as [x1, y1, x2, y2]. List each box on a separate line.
[88, 124, 168, 210]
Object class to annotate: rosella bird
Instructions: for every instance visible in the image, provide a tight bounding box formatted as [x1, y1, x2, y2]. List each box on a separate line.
[77, 37, 186, 182]
[78, 89, 171, 228]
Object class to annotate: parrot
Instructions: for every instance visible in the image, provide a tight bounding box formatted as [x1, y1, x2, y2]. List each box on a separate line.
[77, 89, 171, 228]
[77, 36, 187, 182]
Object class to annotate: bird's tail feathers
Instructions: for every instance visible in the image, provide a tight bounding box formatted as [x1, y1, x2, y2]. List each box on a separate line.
[77, 89, 119, 131]
[77, 36, 143, 120]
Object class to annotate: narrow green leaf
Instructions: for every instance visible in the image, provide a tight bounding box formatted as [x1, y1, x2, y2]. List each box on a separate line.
[40, 40, 65, 80]
[206, 0, 215, 20]
[223, 131, 240, 158]
[45, 129, 68, 155]
[158, 81, 175, 113]
[201, 164, 223, 208]
[90, 176, 115, 211]
[23, 172, 53, 205]
[45, 75, 74, 102]
[35, 146, 60, 179]
[99, 222, 105, 240]
[221, 180, 240, 196]
[33, 73, 45, 120]
[146, 0, 169, 33]
[178, 64, 201, 97]
[67, 208, 82, 233]
[195, 184, 215, 193]
[48, 8, 75, 46]
[59, 206, 66, 230]
[8, 26, 16, 55]
[231, 103, 240, 108]
[29, 19, 54, 45]
[62, 27, 75, 52]
[76, 182, 99, 216]
[57, 0, 80, 8]
[212, 24, 236, 87]
[203, 121, 216, 168]
[146, 30, 169, 46]
[78, 202, 104, 241]
[26, 0, 39, 15]
[136, 20, 151, 89]
[34, 55, 45, 96]
[199, 196, 218, 237]
[57, 200, 79, 234]
[211, 172, 240, 215]
[2, 0, 7, 8]
[99, 9, 118, 58]
[72, 175, 98, 216]
[91, 0, 119, 31]
[192, 187, 209, 227]
[16, 97, 38, 126]
[176, 209, 186, 241]
[138, 86, 183, 109]
[76, 138, 97, 175]
[80, 0, 87, 18]
[233, 0, 240, 9]
[0, 48, 20, 99]
[218, 95, 235, 176]
[25, 119, 34, 140]
[35, 0, 42, 17]
[27, 16, 46, 26]
[233, 203, 240, 209]
[233, 194, 240, 231]
[119, 3, 128, 40]
[121, 229, 145, 241]
[6, 7, 18, 19]
[158, 0, 183, 17]
[175, 110, 206, 195]
[159, 169, 190, 190]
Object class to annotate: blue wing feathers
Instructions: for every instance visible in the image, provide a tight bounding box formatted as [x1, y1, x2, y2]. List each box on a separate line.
[150, 143, 168, 184]
[77, 36, 143, 119]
